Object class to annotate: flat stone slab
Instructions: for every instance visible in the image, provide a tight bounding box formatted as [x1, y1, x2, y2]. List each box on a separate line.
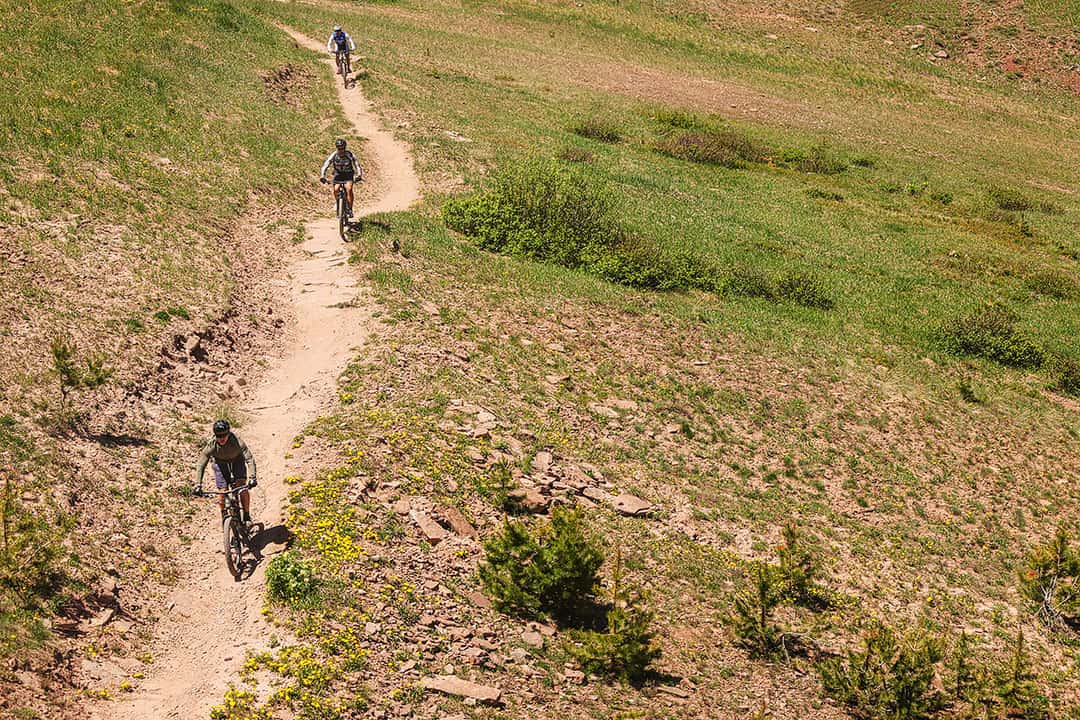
[421, 675, 502, 704]
[612, 493, 656, 517]
[441, 506, 477, 537]
[412, 512, 448, 544]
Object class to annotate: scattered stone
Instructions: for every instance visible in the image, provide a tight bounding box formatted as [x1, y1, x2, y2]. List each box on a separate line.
[509, 647, 530, 663]
[587, 402, 619, 419]
[545, 374, 570, 385]
[411, 511, 448, 544]
[610, 398, 638, 411]
[507, 488, 548, 513]
[563, 669, 585, 684]
[531, 450, 553, 473]
[465, 590, 493, 609]
[399, 660, 417, 673]
[582, 486, 611, 503]
[364, 622, 381, 636]
[421, 675, 502, 705]
[612, 493, 656, 517]
[441, 506, 477, 538]
[392, 498, 412, 516]
[657, 685, 691, 699]
[934, 49, 949, 59]
[521, 631, 543, 648]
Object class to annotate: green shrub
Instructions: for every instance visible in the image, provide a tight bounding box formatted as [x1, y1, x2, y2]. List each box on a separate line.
[817, 621, 944, 720]
[807, 187, 844, 201]
[775, 270, 834, 309]
[651, 108, 711, 130]
[724, 265, 776, 301]
[558, 146, 594, 163]
[988, 185, 1035, 212]
[851, 156, 876, 168]
[730, 562, 787, 657]
[265, 551, 318, 608]
[1051, 356, 1080, 397]
[49, 336, 113, 419]
[1019, 526, 1080, 632]
[570, 117, 622, 143]
[442, 156, 621, 269]
[569, 551, 661, 684]
[1024, 269, 1079, 300]
[794, 144, 846, 175]
[479, 507, 603, 622]
[990, 631, 1049, 719]
[942, 303, 1044, 369]
[958, 377, 984, 404]
[654, 129, 770, 167]
[775, 523, 832, 608]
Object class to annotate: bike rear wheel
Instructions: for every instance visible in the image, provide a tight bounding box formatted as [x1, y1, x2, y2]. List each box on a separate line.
[223, 515, 244, 579]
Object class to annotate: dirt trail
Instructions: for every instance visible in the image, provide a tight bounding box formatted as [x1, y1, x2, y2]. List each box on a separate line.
[92, 26, 418, 720]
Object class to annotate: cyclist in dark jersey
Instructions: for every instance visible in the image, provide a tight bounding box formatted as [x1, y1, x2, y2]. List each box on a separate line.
[193, 420, 257, 523]
[319, 138, 362, 217]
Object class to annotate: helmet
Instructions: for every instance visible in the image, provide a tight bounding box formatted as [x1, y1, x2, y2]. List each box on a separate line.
[212, 419, 230, 436]
[333, 25, 342, 31]
[335, 138, 347, 149]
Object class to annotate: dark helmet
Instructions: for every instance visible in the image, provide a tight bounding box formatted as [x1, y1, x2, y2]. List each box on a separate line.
[212, 419, 230, 436]
[335, 138, 347, 150]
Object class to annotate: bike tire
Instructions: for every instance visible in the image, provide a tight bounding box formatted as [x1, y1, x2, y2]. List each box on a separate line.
[223, 515, 243, 579]
[337, 192, 348, 240]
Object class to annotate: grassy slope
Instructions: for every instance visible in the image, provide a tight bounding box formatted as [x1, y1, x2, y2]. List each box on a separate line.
[0, 0, 343, 700]
[220, 1, 1080, 718]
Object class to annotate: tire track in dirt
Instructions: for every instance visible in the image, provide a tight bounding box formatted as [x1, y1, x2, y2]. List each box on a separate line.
[91, 25, 419, 720]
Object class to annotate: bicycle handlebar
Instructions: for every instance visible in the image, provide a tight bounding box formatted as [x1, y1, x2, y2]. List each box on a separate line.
[194, 483, 254, 497]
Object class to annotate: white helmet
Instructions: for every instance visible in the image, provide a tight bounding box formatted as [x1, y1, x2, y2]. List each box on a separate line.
[333, 25, 341, 31]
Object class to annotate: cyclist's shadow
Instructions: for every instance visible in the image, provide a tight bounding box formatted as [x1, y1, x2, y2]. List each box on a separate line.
[238, 524, 292, 581]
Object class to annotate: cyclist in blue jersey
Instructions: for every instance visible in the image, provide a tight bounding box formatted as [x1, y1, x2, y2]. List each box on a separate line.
[326, 25, 356, 75]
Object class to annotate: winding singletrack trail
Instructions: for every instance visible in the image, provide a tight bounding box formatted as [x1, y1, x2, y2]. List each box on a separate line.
[91, 26, 419, 720]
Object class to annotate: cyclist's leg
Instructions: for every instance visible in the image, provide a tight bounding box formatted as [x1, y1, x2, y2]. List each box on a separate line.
[345, 180, 355, 211]
[212, 462, 229, 514]
[230, 459, 251, 520]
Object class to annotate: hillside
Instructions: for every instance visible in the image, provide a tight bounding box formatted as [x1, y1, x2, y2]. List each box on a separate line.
[2, 0, 1079, 719]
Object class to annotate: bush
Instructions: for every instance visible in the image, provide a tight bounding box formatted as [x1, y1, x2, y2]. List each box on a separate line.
[1024, 269, 1079, 300]
[654, 129, 770, 167]
[775, 270, 834, 309]
[558, 146, 593, 163]
[442, 156, 622, 269]
[570, 117, 622, 143]
[991, 631, 1049, 719]
[569, 551, 661, 684]
[50, 336, 113, 417]
[722, 267, 834, 310]
[1051, 356, 1080, 397]
[988, 185, 1035, 212]
[1018, 526, 1080, 632]
[775, 523, 832, 609]
[265, 551, 318, 608]
[942, 303, 1044, 369]
[817, 621, 944, 720]
[730, 562, 787, 657]
[479, 507, 603, 622]
[794, 144, 846, 175]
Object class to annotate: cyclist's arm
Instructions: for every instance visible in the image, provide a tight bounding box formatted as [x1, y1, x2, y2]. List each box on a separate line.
[327, 36, 335, 53]
[351, 152, 362, 178]
[238, 436, 257, 480]
[194, 442, 213, 487]
[319, 153, 334, 178]
[347, 33, 356, 52]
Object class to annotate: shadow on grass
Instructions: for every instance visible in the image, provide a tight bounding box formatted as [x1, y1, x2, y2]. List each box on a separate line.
[85, 432, 151, 448]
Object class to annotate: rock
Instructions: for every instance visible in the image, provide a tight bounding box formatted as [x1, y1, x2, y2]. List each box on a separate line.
[412, 512, 447, 544]
[934, 49, 949, 59]
[521, 631, 543, 648]
[563, 669, 585, 684]
[399, 660, 417, 672]
[421, 675, 502, 705]
[610, 398, 638, 411]
[587, 402, 619, 419]
[392, 498, 412, 516]
[509, 647, 530, 663]
[507, 488, 548, 513]
[545, 374, 570, 385]
[365, 622, 381, 636]
[657, 685, 691, 699]
[531, 450, 553, 473]
[441, 507, 477, 538]
[582, 486, 611, 503]
[612, 493, 656, 517]
[465, 591, 493, 609]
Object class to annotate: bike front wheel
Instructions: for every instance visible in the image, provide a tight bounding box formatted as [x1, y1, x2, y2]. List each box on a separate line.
[223, 515, 244, 579]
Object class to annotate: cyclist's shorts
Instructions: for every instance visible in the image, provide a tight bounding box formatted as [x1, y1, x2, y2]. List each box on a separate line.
[212, 459, 247, 490]
[335, 44, 350, 55]
[333, 171, 355, 184]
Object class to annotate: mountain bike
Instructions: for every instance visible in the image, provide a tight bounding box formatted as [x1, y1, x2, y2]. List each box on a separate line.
[333, 180, 352, 240]
[194, 482, 260, 579]
[335, 50, 351, 84]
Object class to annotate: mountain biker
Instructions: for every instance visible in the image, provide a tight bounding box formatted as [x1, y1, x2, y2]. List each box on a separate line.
[320, 138, 362, 216]
[326, 25, 356, 74]
[193, 420, 257, 524]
